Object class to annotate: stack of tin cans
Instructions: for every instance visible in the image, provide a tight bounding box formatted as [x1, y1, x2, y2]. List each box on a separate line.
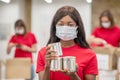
[63, 56, 76, 72]
[49, 42, 76, 72]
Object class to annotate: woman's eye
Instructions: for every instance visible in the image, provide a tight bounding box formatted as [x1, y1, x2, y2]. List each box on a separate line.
[57, 24, 64, 26]
[68, 24, 76, 27]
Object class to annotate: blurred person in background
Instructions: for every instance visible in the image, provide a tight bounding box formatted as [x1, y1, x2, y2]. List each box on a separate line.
[7, 19, 37, 80]
[36, 6, 98, 80]
[88, 10, 120, 48]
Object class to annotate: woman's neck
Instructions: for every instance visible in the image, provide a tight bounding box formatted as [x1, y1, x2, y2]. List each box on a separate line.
[60, 40, 75, 48]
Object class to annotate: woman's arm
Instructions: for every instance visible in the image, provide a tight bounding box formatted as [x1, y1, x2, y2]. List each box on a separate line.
[84, 74, 96, 80]
[28, 44, 37, 53]
[38, 46, 57, 80]
[20, 44, 37, 53]
[7, 43, 16, 54]
[87, 35, 96, 45]
[87, 35, 107, 45]
[70, 73, 81, 80]
[38, 66, 50, 80]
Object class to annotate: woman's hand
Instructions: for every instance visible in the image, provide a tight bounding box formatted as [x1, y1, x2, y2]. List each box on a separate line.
[59, 63, 78, 75]
[19, 44, 29, 51]
[9, 43, 17, 48]
[93, 38, 107, 45]
[7, 43, 17, 54]
[103, 44, 113, 48]
[45, 46, 57, 68]
[38, 46, 58, 80]
[58, 64, 80, 80]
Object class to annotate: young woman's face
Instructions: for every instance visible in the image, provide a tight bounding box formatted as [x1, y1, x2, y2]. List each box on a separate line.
[55, 15, 78, 41]
[56, 15, 76, 27]
[15, 26, 24, 30]
[15, 26, 25, 35]
[101, 16, 111, 28]
[101, 16, 110, 22]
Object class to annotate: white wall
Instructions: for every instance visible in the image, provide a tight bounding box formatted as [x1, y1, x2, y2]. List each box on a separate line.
[31, 0, 92, 50]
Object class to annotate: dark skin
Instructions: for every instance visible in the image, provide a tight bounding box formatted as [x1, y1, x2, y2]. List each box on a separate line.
[38, 15, 96, 80]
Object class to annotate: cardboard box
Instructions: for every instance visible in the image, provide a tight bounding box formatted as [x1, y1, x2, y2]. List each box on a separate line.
[93, 47, 116, 70]
[6, 58, 31, 79]
[116, 74, 120, 80]
[96, 75, 99, 80]
[118, 58, 120, 73]
[115, 48, 120, 73]
[97, 70, 118, 80]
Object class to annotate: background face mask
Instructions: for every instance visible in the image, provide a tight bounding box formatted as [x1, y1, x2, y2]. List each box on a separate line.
[102, 22, 111, 28]
[15, 28, 24, 35]
[56, 26, 77, 41]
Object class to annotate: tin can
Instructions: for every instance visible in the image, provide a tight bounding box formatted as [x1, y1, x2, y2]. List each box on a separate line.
[49, 42, 62, 56]
[63, 56, 76, 72]
[50, 57, 63, 71]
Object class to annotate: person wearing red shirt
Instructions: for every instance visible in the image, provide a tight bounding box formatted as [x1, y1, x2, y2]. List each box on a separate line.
[7, 19, 37, 80]
[88, 10, 120, 47]
[36, 6, 98, 80]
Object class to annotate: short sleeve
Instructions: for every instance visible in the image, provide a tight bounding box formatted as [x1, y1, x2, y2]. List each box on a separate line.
[92, 28, 98, 37]
[84, 55, 98, 75]
[9, 35, 16, 43]
[118, 29, 120, 43]
[36, 48, 46, 73]
[31, 33, 37, 44]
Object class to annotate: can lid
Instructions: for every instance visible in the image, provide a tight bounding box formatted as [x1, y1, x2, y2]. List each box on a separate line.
[63, 56, 76, 59]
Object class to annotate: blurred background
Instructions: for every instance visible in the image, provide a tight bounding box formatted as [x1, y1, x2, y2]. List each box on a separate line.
[0, 0, 120, 80]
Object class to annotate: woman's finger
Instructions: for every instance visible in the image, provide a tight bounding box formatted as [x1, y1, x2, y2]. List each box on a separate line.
[46, 50, 56, 55]
[46, 46, 51, 51]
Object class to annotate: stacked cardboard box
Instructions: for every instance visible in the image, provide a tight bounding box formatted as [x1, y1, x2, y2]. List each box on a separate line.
[118, 57, 120, 79]
[99, 70, 117, 80]
[6, 58, 31, 80]
[115, 48, 120, 80]
[93, 47, 117, 80]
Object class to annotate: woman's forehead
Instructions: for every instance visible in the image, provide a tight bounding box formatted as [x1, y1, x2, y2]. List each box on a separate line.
[58, 15, 76, 23]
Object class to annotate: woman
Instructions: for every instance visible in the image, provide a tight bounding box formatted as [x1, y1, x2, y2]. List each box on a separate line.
[7, 19, 37, 80]
[36, 6, 98, 80]
[88, 10, 120, 47]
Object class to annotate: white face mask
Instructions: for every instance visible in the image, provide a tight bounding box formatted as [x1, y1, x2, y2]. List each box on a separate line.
[102, 22, 111, 28]
[15, 28, 24, 35]
[56, 26, 77, 41]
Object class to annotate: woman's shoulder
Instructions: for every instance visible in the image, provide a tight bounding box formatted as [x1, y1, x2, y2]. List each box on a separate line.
[80, 47, 96, 56]
[93, 26, 102, 31]
[27, 32, 35, 36]
[10, 34, 16, 39]
[113, 25, 120, 30]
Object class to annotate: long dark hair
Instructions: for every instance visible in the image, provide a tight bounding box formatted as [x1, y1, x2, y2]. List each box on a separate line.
[47, 6, 89, 48]
[99, 10, 114, 27]
[14, 19, 27, 35]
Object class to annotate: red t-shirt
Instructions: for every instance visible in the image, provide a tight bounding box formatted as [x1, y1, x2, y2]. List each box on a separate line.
[36, 44, 98, 80]
[9, 32, 37, 59]
[92, 26, 120, 47]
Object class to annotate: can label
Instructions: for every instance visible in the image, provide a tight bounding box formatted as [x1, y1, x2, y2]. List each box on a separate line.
[50, 57, 63, 71]
[49, 42, 76, 72]
[50, 56, 76, 72]
[49, 42, 62, 56]
[63, 56, 76, 72]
